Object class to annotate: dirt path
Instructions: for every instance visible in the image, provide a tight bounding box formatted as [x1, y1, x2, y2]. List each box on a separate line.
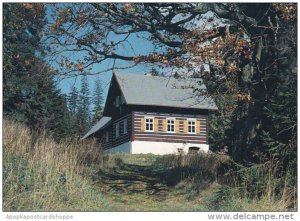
[93, 161, 206, 211]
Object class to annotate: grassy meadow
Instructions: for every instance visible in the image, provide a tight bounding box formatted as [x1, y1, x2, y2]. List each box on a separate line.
[3, 120, 297, 211]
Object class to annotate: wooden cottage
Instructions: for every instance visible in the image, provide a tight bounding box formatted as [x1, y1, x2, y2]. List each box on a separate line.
[82, 72, 218, 154]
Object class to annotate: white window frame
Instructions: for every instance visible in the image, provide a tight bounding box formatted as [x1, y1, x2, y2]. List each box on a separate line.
[123, 119, 127, 134]
[187, 118, 196, 134]
[166, 118, 176, 133]
[145, 117, 154, 132]
[115, 122, 119, 137]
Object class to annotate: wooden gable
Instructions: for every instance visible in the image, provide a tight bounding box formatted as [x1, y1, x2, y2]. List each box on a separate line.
[103, 75, 128, 120]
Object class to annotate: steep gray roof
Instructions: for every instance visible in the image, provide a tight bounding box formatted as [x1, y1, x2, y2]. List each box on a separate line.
[114, 72, 218, 110]
[82, 117, 111, 139]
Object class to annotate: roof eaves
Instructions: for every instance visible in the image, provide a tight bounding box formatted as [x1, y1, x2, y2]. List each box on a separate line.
[81, 117, 112, 140]
[126, 102, 218, 111]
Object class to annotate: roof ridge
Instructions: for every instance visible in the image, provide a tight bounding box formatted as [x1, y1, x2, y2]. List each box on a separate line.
[113, 72, 204, 80]
[112, 72, 217, 111]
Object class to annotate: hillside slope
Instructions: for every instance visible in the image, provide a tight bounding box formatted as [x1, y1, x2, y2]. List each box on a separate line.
[3, 121, 296, 212]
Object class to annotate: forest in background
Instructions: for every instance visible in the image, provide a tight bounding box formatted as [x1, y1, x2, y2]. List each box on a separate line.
[3, 4, 105, 138]
[3, 3, 297, 212]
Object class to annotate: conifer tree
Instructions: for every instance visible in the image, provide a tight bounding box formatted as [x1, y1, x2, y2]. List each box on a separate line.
[3, 3, 71, 139]
[69, 85, 79, 116]
[67, 84, 80, 135]
[78, 72, 91, 136]
[92, 76, 104, 124]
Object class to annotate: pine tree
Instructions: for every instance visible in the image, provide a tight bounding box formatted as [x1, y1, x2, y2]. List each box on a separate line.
[66, 84, 80, 136]
[3, 4, 72, 140]
[92, 76, 104, 124]
[68, 85, 79, 116]
[3, 3, 45, 115]
[78, 73, 91, 136]
[260, 57, 297, 171]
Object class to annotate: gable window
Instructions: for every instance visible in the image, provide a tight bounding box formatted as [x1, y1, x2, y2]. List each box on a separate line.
[123, 119, 127, 134]
[145, 117, 154, 132]
[120, 95, 125, 104]
[115, 122, 119, 137]
[167, 118, 175, 133]
[115, 96, 120, 107]
[187, 119, 196, 134]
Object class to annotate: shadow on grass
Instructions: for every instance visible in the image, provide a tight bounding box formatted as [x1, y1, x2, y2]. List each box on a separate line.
[92, 161, 184, 201]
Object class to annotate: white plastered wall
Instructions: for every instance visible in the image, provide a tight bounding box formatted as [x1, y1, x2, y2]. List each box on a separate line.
[131, 141, 209, 155]
[105, 141, 209, 155]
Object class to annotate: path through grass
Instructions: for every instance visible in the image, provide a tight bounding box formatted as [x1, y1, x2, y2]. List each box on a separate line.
[92, 154, 209, 211]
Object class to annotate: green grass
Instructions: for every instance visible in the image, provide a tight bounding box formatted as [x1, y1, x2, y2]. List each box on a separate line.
[3, 120, 297, 212]
[93, 153, 296, 212]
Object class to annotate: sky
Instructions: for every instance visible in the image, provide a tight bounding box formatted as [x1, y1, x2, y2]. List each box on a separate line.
[53, 26, 156, 104]
[43, 3, 157, 104]
[49, 5, 222, 105]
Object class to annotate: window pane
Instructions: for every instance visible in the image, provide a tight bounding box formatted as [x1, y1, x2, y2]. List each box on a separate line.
[188, 120, 196, 133]
[145, 118, 154, 132]
[167, 119, 175, 132]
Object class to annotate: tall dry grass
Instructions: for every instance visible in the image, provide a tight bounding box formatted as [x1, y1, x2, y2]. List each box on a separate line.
[155, 153, 297, 211]
[224, 161, 297, 211]
[155, 153, 233, 186]
[3, 120, 110, 211]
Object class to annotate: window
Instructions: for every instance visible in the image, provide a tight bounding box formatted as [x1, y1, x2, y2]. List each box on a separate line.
[167, 118, 175, 133]
[187, 119, 196, 134]
[115, 122, 119, 137]
[123, 119, 127, 134]
[145, 117, 154, 132]
[115, 96, 120, 107]
[105, 132, 109, 143]
[120, 95, 125, 104]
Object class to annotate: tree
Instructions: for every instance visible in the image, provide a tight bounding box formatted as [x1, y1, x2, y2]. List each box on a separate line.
[3, 3, 72, 140]
[92, 76, 104, 124]
[67, 84, 80, 135]
[68, 84, 79, 116]
[46, 3, 297, 164]
[77, 72, 91, 136]
[3, 3, 45, 114]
